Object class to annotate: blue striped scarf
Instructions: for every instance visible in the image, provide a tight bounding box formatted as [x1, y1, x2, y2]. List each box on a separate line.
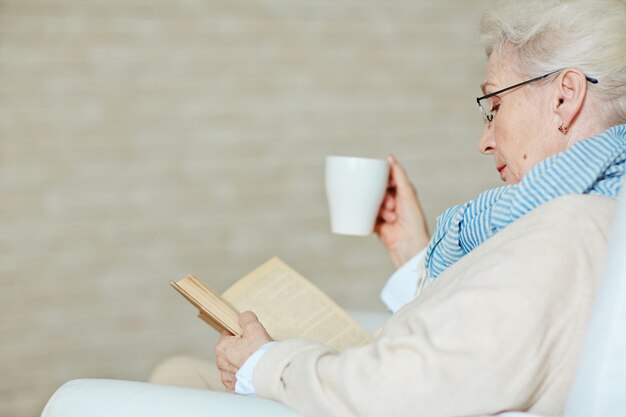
[425, 124, 626, 279]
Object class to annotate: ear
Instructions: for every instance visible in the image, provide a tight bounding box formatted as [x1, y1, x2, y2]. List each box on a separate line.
[553, 69, 588, 130]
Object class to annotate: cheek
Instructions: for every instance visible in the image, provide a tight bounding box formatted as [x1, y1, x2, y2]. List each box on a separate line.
[496, 97, 550, 182]
[495, 108, 533, 157]
[515, 149, 543, 180]
[496, 132, 532, 180]
[493, 122, 519, 160]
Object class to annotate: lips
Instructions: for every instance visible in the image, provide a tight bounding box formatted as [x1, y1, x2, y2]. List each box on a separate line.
[497, 164, 506, 181]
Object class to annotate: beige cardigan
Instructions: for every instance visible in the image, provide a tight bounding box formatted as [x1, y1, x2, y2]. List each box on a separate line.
[254, 195, 617, 417]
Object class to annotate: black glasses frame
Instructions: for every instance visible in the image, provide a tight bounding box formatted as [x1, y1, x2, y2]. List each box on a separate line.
[476, 69, 599, 123]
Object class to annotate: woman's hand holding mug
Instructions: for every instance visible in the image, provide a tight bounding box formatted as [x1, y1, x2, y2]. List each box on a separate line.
[375, 156, 430, 268]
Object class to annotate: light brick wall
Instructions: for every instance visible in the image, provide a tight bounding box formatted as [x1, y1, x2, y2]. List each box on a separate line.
[0, 0, 499, 415]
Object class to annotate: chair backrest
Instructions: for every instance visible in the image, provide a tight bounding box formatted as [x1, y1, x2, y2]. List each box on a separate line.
[565, 182, 626, 417]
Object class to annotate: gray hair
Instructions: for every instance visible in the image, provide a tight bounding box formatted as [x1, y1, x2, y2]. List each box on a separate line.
[479, 0, 626, 127]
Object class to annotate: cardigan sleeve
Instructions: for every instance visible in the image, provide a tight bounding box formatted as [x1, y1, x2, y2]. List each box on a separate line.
[253, 196, 616, 417]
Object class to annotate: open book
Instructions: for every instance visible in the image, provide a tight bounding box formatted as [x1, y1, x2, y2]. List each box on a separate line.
[171, 257, 372, 351]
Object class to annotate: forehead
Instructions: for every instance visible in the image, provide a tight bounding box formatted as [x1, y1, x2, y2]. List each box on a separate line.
[482, 51, 519, 93]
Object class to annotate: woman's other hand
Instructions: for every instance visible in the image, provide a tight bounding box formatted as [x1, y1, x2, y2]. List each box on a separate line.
[375, 156, 430, 268]
[215, 311, 272, 392]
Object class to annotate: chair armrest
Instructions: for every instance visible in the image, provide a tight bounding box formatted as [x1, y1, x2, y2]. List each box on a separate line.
[41, 379, 305, 417]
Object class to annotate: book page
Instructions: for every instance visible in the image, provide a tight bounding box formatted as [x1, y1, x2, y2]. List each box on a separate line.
[222, 257, 372, 351]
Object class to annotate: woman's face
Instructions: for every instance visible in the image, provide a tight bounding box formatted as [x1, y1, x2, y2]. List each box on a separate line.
[478, 50, 565, 184]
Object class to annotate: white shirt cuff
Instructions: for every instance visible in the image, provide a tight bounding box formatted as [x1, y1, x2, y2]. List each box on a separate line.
[380, 249, 427, 313]
[234, 341, 278, 395]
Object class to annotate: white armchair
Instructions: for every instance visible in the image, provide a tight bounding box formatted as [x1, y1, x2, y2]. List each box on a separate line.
[493, 188, 626, 415]
[41, 188, 626, 417]
[41, 311, 390, 417]
[41, 378, 304, 417]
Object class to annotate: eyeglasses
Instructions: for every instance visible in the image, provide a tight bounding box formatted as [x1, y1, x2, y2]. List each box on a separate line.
[476, 69, 599, 124]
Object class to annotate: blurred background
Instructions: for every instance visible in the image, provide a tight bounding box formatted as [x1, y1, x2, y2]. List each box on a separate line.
[0, 0, 499, 415]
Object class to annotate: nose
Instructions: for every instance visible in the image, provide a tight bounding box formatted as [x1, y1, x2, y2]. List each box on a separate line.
[479, 123, 495, 155]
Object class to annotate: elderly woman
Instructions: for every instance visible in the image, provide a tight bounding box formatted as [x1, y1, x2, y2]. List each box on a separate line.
[213, 0, 626, 416]
[34, 0, 624, 416]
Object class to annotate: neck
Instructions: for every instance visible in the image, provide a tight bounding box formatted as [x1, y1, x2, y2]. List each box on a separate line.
[563, 97, 612, 148]
[563, 113, 611, 150]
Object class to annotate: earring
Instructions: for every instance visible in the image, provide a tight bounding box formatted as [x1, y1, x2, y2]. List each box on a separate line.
[558, 124, 568, 134]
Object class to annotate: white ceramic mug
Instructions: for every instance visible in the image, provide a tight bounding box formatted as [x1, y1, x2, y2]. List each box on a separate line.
[325, 156, 390, 236]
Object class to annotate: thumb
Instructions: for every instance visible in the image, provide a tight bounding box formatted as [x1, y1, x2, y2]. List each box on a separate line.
[388, 155, 415, 197]
[239, 311, 259, 328]
[239, 311, 272, 340]
[239, 311, 267, 335]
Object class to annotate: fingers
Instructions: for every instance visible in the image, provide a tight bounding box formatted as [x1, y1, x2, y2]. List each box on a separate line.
[220, 370, 236, 392]
[383, 193, 395, 210]
[215, 331, 240, 366]
[215, 334, 230, 363]
[218, 330, 232, 343]
[216, 354, 238, 375]
[380, 209, 397, 222]
[376, 187, 397, 227]
[215, 336, 236, 391]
